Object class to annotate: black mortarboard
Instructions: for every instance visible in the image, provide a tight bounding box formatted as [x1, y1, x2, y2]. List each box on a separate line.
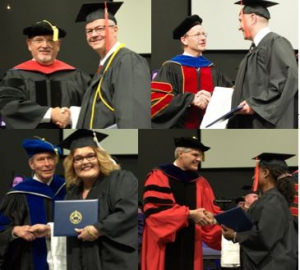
[23, 20, 66, 41]
[253, 153, 295, 161]
[174, 137, 210, 152]
[22, 137, 62, 158]
[252, 152, 295, 192]
[173, 15, 203, 40]
[59, 129, 108, 151]
[234, 0, 278, 19]
[75, 1, 123, 23]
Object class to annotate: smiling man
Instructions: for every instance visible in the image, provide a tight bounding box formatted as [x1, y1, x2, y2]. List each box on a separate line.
[151, 15, 233, 129]
[75, 1, 151, 129]
[0, 20, 91, 129]
[142, 136, 222, 270]
[0, 137, 66, 270]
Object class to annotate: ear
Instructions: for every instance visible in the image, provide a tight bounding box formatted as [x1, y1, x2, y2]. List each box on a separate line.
[262, 168, 270, 178]
[28, 158, 35, 171]
[56, 40, 61, 52]
[180, 36, 188, 46]
[26, 38, 32, 52]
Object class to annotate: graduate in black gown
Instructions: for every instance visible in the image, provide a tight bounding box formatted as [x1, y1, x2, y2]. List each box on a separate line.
[60, 129, 138, 270]
[0, 137, 66, 270]
[227, 0, 298, 128]
[75, 2, 151, 129]
[222, 153, 298, 270]
[0, 20, 91, 129]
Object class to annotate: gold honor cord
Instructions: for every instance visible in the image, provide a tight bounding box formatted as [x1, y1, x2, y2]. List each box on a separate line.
[89, 43, 126, 129]
[42, 20, 59, 41]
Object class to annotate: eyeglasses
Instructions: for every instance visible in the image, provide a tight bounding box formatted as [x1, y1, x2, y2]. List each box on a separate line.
[31, 38, 56, 46]
[185, 32, 208, 38]
[86, 25, 115, 36]
[73, 153, 97, 164]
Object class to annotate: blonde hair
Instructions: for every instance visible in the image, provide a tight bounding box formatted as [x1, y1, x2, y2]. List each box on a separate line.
[63, 146, 121, 189]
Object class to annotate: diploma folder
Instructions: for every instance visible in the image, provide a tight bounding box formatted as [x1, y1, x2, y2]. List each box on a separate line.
[54, 199, 98, 236]
[215, 207, 253, 232]
[205, 105, 244, 128]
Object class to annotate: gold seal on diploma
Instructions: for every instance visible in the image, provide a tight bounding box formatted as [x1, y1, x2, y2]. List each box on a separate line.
[69, 210, 83, 224]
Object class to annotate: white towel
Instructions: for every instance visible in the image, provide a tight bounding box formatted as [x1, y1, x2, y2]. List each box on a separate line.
[46, 222, 67, 270]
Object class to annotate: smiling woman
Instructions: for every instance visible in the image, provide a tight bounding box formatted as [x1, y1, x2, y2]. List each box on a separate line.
[60, 129, 138, 270]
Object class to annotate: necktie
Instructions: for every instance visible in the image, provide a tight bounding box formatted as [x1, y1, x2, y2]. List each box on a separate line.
[249, 43, 256, 53]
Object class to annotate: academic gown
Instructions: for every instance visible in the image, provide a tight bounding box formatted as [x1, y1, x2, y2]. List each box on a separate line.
[0, 176, 66, 270]
[76, 47, 151, 129]
[0, 60, 91, 129]
[228, 32, 298, 128]
[151, 55, 233, 129]
[236, 188, 298, 270]
[66, 170, 138, 270]
[142, 164, 222, 270]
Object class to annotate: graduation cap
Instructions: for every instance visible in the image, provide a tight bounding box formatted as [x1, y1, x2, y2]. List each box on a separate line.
[173, 15, 203, 40]
[59, 129, 108, 151]
[22, 137, 62, 158]
[253, 153, 295, 162]
[252, 152, 295, 192]
[234, 0, 278, 19]
[23, 20, 66, 41]
[174, 137, 210, 152]
[75, 1, 123, 23]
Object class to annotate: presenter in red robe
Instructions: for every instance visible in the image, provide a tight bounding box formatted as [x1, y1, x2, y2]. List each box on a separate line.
[142, 137, 222, 270]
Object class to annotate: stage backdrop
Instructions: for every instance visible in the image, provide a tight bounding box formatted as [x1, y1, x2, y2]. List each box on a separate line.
[201, 129, 298, 168]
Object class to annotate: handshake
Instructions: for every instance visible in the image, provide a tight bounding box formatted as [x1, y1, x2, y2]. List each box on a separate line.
[12, 224, 51, 241]
[51, 107, 71, 129]
[192, 90, 212, 110]
[189, 208, 216, 226]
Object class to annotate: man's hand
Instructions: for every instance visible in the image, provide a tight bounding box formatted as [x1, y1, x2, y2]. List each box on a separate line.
[189, 208, 211, 226]
[236, 101, 254, 115]
[192, 90, 211, 109]
[12, 225, 36, 241]
[203, 209, 217, 225]
[51, 107, 71, 128]
[29, 224, 51, 238]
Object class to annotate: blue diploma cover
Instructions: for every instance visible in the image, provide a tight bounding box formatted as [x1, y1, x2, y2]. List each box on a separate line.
[215, 207, 253, 232]
[54, 199, 99, 236]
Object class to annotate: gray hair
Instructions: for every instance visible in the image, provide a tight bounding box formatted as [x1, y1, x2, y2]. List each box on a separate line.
[174, 147, 193, 159]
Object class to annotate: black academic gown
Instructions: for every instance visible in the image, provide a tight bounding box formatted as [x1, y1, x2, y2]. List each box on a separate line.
[66, 170, 138, 270]
[76, 47, 151, 129]
[0, 176, 66, 270]
[0, 60, 91, 129]
[236, 188, 298, 270]
[228, 32, 298, 128]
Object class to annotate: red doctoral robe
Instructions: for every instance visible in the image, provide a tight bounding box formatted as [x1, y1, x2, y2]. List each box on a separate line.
[142, 164, 222, 270]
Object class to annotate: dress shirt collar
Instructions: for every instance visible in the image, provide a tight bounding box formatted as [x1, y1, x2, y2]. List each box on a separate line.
[253, 27, 271, 46]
